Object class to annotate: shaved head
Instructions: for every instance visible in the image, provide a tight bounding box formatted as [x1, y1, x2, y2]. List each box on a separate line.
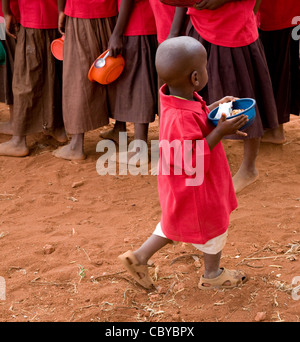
[155, 36, 207, 87]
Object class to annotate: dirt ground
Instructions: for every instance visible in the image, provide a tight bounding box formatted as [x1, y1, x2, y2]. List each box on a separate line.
[0, 102, 299, 323]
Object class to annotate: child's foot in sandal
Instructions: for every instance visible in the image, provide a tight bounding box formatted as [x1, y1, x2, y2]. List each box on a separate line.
[198, 267, 247, 290]
[118, 250, 154, 289]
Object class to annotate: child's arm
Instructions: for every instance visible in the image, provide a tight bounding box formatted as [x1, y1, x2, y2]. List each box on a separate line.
[168, 7, 187, 38]
[254, 0, 262, 14]
[2, 0, 18, 39]
[108, 0, 135, 58]
[206, 113, 248, 150]
[194, 0, 241, 11]
[57, 0, 66, 35]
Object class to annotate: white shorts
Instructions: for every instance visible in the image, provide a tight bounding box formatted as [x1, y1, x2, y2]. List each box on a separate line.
[153, 222, 228, 255]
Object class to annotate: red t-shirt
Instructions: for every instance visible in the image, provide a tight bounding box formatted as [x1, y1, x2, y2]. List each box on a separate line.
[256, 0, 300, 31]
[0, 0, 20, 22]
[158, 85, 238, 244]
[18, 0, 58, 29]
[65, 0, 118, 19]
[187, 0, 258, 48]
[118, 0, 156, 36]
[149, 0, 175, 43]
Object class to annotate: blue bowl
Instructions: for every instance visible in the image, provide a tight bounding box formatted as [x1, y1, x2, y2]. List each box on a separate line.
[208, 98, 256, 131]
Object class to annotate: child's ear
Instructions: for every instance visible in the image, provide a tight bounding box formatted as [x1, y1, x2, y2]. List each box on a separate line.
[191, 70, 200, 87]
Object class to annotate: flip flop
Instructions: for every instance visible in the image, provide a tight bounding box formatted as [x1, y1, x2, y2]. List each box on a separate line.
[118, 250, 154, 289]
[198, 267, 247, 290]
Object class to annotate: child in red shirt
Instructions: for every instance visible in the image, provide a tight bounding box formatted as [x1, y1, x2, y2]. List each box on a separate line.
[100, 0, 158, 164]
[0, 0, 66, 157]
[149, 0, 175, 44]
[0, 0, 19, 134]
[168, 0, 279, 194]
[119, 36, 248, 291]
[256, 0, 300, 144]
[53, 0, 118, 160]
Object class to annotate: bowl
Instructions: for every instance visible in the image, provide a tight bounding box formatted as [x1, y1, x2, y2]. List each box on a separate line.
[208, 98, 256, 131]
[88, 50, 125, 85]
[51, 35, 64, 61]
[160, 0, 197, 6]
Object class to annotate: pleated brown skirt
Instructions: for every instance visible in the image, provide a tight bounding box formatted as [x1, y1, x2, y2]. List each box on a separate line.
[62, 16, 117, 134]
[107, 35, 158, 124]
[259, 27, 300, 123]
[12, 25, 64, 136]
[188, 25, 279, 139]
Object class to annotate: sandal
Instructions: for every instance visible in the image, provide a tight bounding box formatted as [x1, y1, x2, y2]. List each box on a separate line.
[118, 250, 154, 289]
[198, 267, 247, 290]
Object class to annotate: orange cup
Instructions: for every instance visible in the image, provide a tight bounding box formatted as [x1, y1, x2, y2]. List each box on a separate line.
[51, 35, 65, 61]
[88, 50, 125, 85]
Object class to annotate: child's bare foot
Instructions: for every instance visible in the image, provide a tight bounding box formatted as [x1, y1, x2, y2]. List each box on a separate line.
[0, 122, 13, 135]
[0, 137, 29, 157]
[261, 125, 287, 145]
[233, 167, 259, 193]
[110, 150, 149, 167]
[52, 133, 86, 160]
[99, 128, 123, 144]
[45, 127, 68, 143]
[99, 121, 127, 144]
[52, 143, 86, 160]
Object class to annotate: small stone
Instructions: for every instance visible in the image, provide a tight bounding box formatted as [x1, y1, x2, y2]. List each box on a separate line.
[255, 312, 266, 322]
[72, 180, 84, 188]
[194, 260, 202, 268]
[43, 244, 55, 255]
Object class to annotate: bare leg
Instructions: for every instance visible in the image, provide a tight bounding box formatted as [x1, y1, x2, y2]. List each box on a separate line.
[233, 138, 260, 193]
[261, 124, 287, 144]
[133, 240, 228, 286]
[127, 123, 149, 159]
[200, 250, 247, 288]
[118, 234, 171, 289]
[203, 251, 223, 279]
[0, 105, 13, 135]
[111, 123, 150, 166]
[0, 135, 29, 157]
[134, 234, 172, 266]
[99, 120, 126, 144]
[45, 126, 68, 143]
[52, 133, 86, 160]
[134, 123, 149, 141]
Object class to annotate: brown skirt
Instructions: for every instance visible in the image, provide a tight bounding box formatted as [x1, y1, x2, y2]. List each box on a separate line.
[290, 36, 300, 115]
[12, 25, 64, 136]
[0, 35, 16, 105]
[188, 25, 279, 139]
[63, 16, 117, 134]
[107, 35, 158, 124]
[259, 27, 300, 123]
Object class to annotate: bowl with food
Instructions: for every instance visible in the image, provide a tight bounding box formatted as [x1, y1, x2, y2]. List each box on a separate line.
[208, 98, 256, 131]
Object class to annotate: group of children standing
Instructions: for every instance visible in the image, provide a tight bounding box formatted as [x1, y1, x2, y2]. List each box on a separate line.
[0, 0, 299, 291]
[0, 0, 175, 161]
